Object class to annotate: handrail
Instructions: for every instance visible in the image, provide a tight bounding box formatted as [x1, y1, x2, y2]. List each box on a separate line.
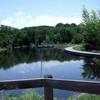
[0, 78, 44, 90]
[44, 78, 100, 94]
[0, 77, 100, 100]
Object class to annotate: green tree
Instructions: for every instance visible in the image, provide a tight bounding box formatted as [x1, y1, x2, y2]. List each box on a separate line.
[82, 7, 100, 50]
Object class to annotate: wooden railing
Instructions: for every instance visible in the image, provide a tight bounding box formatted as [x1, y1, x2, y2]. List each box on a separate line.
[0, 75, 100, 100]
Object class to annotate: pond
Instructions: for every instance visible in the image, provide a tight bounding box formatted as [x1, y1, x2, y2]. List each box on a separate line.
[0, 48, 100, 99]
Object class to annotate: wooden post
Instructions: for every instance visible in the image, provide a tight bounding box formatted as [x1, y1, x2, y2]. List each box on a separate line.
[44, 75, 53, 100]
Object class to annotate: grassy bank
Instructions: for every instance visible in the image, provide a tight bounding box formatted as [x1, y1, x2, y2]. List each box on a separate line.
[0, 43, 76, 52]
[73, 44, 100, 53]
[55, 43, 75, 50]
[68, 93, 100, 100]
[73, 44, 85, 51]
[5, 92, 100, 100]
[0, 48, 7, 52]
[3, 91, 59, 100]
[3, 92, 43, 100]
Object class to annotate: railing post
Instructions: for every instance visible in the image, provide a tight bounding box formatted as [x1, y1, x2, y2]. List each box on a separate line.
[44, 75, 53, 100]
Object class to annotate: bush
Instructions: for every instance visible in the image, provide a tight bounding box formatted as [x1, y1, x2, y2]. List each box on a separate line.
[3, 91, 43, 100]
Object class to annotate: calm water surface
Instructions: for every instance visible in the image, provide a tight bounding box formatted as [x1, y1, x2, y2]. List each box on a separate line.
[0, 48, 100, 99]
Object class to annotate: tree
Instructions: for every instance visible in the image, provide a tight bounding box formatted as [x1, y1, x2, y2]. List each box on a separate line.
[82, 7, 100, 50]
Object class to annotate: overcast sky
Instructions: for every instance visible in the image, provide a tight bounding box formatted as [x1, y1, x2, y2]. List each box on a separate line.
[0, 0, 100, 28]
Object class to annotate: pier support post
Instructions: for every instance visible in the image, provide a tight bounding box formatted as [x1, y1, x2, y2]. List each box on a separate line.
[44, 75, 53, 100]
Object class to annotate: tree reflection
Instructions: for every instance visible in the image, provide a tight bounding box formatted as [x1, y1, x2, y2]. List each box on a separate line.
[82, 57, 100, 79]
[0, 48, 78, 70]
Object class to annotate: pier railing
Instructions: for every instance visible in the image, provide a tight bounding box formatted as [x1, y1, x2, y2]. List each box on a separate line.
[0, 75, 100, 100]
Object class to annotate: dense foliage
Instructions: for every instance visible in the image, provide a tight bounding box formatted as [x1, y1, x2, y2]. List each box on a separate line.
[82, 7, 100, 50]
[0, 23, 83, 49]
[0, 8, 100, 51]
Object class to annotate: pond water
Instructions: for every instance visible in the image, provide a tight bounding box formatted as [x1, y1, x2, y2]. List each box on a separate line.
[0, 48, 100, 99]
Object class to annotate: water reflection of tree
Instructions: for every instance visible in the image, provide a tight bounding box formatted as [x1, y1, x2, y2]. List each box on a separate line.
[82, 57, 100, 79]
[0, 48, 79, 70]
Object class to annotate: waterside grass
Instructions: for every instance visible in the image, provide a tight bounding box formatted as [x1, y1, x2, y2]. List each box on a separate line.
[73, 44, 100, 53]
[55, 43, 75, 50]
[73, 44, 85, 51]
[68, 93, 100, 100]
[0, 48, 7, 52]
[3, 91, 60, 100]
[4, 92, 43, 100]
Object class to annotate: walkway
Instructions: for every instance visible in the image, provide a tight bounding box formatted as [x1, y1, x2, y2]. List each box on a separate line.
[64, 47, 100, 58]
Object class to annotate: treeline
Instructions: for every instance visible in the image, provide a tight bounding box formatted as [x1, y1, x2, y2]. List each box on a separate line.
[0, 48, 78, 69]
[0, 23, 83, 49]
[0, 8, 100, 50]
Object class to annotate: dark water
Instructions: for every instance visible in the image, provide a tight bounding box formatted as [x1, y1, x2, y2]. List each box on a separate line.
[0, 48, 100, 99]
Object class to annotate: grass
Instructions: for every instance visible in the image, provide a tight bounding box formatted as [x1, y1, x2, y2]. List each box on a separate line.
[0, 43, 76, 51]
[30, 43, 36, 48]
[3, 91, 60, 100]
[2, 91, 100, 100]
[55, 43, 75, 50]
[0, 48, 7, 52]
[73, 44, 85, 51]
[3, 91, 43, 100]
[68, 93, 100, 100]
[73, 44, 100, 53]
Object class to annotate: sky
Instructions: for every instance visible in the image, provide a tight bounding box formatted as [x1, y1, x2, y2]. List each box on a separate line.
[0, 0, 100, 28]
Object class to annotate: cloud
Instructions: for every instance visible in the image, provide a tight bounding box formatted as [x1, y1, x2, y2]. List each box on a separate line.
[33, 15, 82, 26]
[0, 11, 82, 28]
[0, 11, 33, 28]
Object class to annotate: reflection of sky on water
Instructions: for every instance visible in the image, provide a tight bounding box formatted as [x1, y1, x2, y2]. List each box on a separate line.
[0, 62, 41, 80]
[42, 60, 83, 79]
[0, 59, 84, 80]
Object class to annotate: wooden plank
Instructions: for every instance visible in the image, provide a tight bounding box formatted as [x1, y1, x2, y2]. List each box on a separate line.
[0, 78, 44, 90]
[0, 78, 100, 95]
[44, 79, 100, 94]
